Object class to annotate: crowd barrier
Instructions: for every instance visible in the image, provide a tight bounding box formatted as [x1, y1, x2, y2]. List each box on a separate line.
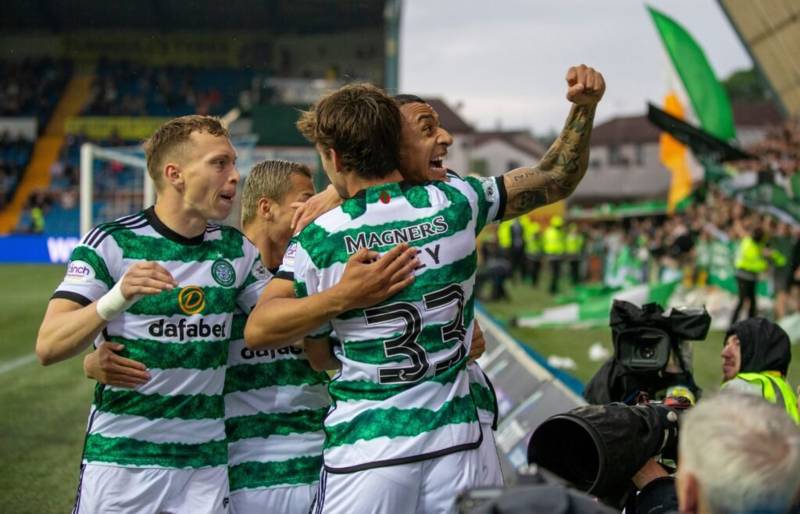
[474, 305, 585, 482]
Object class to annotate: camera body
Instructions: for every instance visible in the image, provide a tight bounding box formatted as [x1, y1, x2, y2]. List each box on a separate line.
[528, 301, 710, 505]
[584, 300, 711, 405]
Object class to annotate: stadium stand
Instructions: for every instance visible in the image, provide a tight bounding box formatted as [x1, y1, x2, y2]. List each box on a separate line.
[83, 59, 253, 117]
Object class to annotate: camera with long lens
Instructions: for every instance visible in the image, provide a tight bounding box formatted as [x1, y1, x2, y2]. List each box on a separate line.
[583, 300, 711, 405]
[527, 301, 710, 506]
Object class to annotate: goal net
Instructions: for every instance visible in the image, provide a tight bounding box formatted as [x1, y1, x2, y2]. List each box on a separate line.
[79, 134, 258, 236]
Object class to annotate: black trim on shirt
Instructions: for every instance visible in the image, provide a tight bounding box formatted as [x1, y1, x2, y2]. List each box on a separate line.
[85, 213, 148, 249]
[268, 267, 280, 275]
[143, 206, 205, 246]
[323, 430, 483, 474]
[479, 366, 500, 431]
[93, 217, 149, 248]
[275, 271, 294, 281]
[494, 175, 508, 221]
[446, 168, 461, 179]
[51, 291, 92, 306]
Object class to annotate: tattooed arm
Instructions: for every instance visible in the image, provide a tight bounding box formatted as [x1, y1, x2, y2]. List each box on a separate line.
[502, 65, 605, 219]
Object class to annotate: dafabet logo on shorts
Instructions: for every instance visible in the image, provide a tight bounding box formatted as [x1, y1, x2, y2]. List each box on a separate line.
[178, 286, 206, 315]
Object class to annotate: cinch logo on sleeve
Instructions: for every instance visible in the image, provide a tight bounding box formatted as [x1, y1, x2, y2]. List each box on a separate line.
[65, 260, 96, 283]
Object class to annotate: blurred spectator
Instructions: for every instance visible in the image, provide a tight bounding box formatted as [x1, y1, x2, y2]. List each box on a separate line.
[83, 60, 245, 117]
[721, 317, 799, 423]
[0, 58, 71, 123]
[633, 392, 800, 514]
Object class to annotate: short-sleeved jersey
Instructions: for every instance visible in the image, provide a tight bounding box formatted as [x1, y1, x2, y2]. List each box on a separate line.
[469, 362, 498, 428]
[278, 175, 506, 472]
[225, 306, 331, 492]
[52, 207, 267, 469]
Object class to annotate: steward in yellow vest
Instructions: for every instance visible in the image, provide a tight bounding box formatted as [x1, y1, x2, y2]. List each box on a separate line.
[543, 216, 566, 295]
[565, 222, 585, 286]
[721, 317, 799, 424]
[730, 228, 771, 326]
[520, 217, 542, 286]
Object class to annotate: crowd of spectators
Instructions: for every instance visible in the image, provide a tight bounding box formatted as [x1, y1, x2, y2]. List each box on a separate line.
[736, 118, 800, 178]
[0, 58, 71, 122]
[83, 59, 248, 117]
[0, 132, 34, 210]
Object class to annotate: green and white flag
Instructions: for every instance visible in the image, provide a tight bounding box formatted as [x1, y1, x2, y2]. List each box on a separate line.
[515, 281, 680, 329]
[648, 6, 736, 141]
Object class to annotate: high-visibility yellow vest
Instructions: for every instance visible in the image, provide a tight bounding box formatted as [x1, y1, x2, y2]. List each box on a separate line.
[772, 249, 787, 268]
[735, 237, 768, 274]
[543, 226, 565, 255]
[497, 220, 514, 249]
[565, 232, 584, 254]
[520, 218, 541, 255]
[727, 371, 800, 424]
[31, 206, 45, 233]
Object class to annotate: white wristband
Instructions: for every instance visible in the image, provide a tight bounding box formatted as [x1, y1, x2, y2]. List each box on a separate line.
[96, 278, 138, 321]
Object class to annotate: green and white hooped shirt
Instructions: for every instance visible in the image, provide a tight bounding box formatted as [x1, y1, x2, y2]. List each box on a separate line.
[277, 174, 505, 472]
[53, 206, 267, 469]
[225, 307, 331, 492]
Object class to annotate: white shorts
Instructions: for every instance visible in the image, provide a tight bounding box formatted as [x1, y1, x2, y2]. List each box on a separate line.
[74, 464, 229, 514]
[476, 426, 505, 488]
[312, 429, 502, 514]
[230, 484, 316, 514]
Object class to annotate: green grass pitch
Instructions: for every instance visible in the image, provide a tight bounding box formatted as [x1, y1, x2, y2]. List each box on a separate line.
[1, 265, 798, 512]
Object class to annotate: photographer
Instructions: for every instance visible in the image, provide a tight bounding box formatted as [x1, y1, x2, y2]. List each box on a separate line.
[633, 392, 800, 514]
[721, 317, 800, 424]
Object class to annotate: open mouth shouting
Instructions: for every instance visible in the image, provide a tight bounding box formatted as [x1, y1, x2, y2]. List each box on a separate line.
[429, 155, 446, 179]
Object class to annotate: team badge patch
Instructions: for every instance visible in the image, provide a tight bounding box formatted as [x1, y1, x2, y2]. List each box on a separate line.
[283, 242, 298, 270]
[251, 260, 269, 280]
[211, 259, 236, 287]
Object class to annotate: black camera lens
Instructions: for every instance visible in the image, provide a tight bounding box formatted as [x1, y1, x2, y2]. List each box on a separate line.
[638, 345, 656, 360]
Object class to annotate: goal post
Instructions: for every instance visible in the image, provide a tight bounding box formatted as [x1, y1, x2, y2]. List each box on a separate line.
[80, 142, 152, 236]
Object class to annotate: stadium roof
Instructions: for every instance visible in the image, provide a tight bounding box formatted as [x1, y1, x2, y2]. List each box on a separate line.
[718, 0, 800, 118]
[0, 0, 386, 33]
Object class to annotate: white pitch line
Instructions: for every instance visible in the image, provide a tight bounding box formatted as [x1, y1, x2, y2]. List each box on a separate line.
[0, 353, 37, 375]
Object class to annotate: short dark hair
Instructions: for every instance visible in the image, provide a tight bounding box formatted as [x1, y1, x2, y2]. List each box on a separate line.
[297, 83, 401, 180]
[393, 94, 427, 106]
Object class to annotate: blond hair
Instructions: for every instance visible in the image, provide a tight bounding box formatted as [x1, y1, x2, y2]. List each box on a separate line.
[240, 160, 312, 227]
[143, 115, 229, 185]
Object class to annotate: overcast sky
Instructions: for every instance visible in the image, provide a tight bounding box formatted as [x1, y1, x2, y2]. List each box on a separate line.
[400, 0, 752, 134]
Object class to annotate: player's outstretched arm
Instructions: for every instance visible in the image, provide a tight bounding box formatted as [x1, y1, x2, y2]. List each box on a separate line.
[84, 342, 150, 388]
[501, 64, 605, 219]
[244, 244, 419, 349]
[36, 262, 176, 366]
